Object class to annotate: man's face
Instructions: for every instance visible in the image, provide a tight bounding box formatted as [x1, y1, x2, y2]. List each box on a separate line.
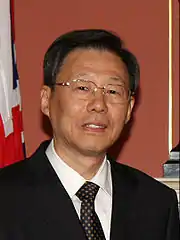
[41, 49, 134, 157]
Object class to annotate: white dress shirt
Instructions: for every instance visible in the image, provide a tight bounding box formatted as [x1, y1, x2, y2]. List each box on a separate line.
[46, 140, 112, 240]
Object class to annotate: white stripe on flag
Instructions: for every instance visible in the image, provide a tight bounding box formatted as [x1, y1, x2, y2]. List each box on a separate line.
[0, 0, 20, 137]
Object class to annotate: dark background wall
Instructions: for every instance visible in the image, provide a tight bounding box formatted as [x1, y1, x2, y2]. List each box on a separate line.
[14, 0, 179, 177]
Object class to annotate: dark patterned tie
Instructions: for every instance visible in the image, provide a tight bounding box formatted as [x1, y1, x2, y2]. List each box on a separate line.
[76, 181, 106, 240]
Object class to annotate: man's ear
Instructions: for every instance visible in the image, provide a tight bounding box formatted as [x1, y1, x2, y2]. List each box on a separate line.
[40, 86, 52, 117]
[125, 96, 135, 124]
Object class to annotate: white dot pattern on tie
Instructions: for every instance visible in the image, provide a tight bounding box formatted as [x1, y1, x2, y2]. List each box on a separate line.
[76, 181, 106, 240]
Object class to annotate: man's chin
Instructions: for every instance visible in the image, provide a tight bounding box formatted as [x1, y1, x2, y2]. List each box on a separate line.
[77, 143, 109, 157]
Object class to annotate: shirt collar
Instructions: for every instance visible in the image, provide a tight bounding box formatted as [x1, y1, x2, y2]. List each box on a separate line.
[46, 139, 112, 198]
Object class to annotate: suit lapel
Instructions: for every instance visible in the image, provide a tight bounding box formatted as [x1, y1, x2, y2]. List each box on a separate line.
[28, 141, 87, 240]
[110, 161, 138, 240]
[28, 141, 138, 240]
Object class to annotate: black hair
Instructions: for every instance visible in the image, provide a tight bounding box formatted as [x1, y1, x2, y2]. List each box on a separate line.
[43, 29, 140, 93]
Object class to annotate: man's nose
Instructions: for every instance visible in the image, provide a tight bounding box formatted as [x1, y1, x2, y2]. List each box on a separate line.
[86, 90, 108, 113]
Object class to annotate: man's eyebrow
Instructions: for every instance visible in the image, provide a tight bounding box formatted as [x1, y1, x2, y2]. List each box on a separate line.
[109, 76, 126, 84]
[75, 73, 91, 78]
[73, 73, 126, 85]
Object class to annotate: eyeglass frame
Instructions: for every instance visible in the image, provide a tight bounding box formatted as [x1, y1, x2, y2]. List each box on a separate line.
[52, 79, 134, 103]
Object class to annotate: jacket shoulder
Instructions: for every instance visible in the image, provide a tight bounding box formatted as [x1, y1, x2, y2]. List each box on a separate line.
[0, 140, 50, 185]
[110, 160, 177, 202]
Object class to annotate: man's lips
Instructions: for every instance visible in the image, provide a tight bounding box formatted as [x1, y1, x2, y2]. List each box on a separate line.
[82, 122, 107, 131]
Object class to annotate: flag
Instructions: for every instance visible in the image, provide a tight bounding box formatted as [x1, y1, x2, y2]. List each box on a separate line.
[0, 0, 25, 168]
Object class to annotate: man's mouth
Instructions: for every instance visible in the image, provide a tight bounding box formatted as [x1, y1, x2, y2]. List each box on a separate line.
[82, 123, 107, 132]
[86, 124, 106, 128]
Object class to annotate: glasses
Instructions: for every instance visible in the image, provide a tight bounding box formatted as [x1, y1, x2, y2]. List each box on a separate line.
[54, 79, 131, 104]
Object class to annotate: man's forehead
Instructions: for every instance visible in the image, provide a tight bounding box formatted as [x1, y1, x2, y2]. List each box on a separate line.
[62, 48, 124, 65]
[60, 49, 128, 75]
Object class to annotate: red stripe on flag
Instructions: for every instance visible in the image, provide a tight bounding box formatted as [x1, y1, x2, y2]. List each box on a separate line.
[0, 105, 24, 168]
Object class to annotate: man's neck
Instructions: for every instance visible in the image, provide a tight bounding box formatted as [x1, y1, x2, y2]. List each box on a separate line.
[53, 139, 106, 180]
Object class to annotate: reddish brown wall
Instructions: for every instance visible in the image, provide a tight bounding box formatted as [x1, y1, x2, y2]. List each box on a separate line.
[14, 0, 179, 177]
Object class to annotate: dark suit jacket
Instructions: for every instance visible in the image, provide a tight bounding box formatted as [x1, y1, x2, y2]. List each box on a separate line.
[0, 141, 179, 240]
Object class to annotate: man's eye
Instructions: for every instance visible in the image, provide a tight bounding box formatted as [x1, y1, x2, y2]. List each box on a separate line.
[108, 89, 119, 95]
[77, 86, 89, 91]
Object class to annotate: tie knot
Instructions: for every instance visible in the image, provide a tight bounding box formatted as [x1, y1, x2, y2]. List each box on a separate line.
[76, 181, 99, 202]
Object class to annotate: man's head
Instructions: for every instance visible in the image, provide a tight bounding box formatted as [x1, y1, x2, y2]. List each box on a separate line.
[40, 29, 140, 157]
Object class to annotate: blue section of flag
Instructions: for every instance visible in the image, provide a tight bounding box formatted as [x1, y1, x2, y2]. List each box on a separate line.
[12, 43, 19, 90]
[10, 0, 19, 90]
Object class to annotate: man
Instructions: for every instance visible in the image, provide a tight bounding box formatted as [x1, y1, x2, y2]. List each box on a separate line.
[0, 29, 179, 240]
